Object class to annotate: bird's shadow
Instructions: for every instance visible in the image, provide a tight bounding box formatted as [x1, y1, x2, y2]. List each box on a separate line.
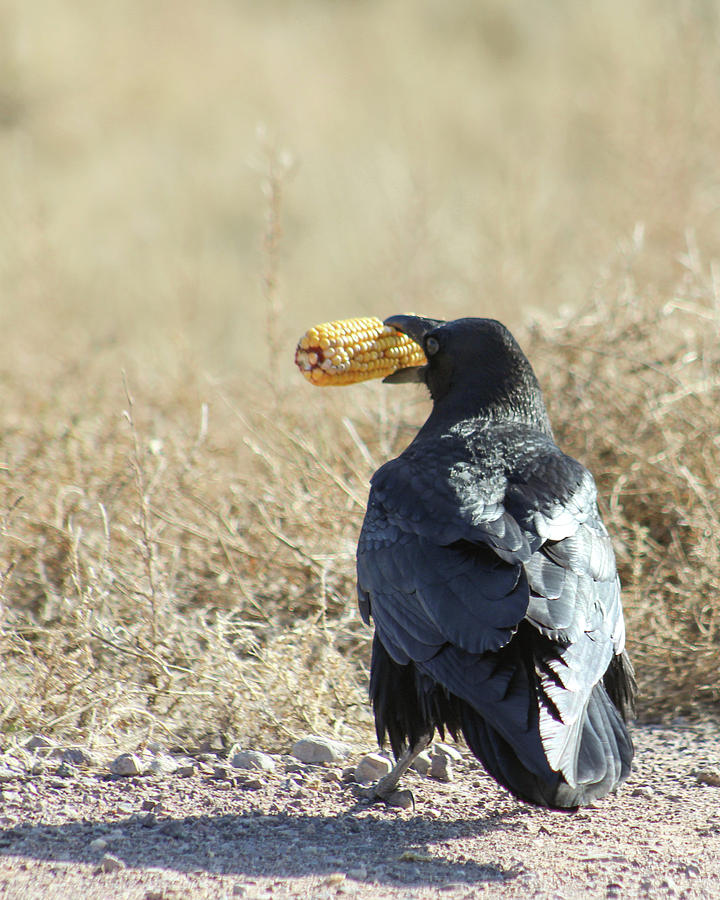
[0, 803, 527, 887]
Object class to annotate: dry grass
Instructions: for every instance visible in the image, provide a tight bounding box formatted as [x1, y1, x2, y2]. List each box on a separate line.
[0, 355, 399, 752]
[3, 256, 720, 755]
[1, 1, 720, 753]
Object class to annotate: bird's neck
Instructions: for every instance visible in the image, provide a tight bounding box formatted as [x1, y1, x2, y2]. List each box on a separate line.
[423, 381, 553, 438]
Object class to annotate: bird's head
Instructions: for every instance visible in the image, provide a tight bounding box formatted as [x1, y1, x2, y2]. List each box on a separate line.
[383, 315, 552, 432]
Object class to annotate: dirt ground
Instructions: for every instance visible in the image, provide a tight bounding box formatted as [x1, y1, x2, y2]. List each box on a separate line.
[1, 722, 719, 900]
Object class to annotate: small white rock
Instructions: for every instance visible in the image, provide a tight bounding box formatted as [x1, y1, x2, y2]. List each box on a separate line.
[429, 753, 454, 783]
[433, 742, 463, 761]
[290, 736, 352, 764]
[230, 750, 277, 773]
[96, 853, 126, 873]
[354, 753, 392, 785]
[146, 754, 178, 775]
[109, 753, 143, 776]
[410, 751, 432, 776]
[89, 838, 108, 852]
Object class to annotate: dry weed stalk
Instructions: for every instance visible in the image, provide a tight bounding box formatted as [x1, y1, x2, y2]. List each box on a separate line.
[122, 373, 166, 645]
[255, 127, 295, 386]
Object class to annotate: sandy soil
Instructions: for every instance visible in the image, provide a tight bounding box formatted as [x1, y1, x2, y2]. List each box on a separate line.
[1, 722, 719, 900]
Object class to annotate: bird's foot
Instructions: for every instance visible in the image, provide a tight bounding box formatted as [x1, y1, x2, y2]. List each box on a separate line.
[352, 784, 415, 810]
[350, 735, 429, 811]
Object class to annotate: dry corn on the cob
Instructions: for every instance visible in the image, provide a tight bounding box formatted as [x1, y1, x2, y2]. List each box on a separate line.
[295, 316, 427, 386]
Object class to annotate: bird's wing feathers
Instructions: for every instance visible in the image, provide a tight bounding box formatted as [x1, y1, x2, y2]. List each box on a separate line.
[358, 501, 530, 660]
[358, 426, 624, 784]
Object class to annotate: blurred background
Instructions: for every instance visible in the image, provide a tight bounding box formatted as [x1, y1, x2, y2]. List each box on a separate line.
[2, 0, 719, 377]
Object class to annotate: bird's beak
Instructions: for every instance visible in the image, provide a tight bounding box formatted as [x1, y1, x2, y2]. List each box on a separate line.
[382, 314, 445, 383]
[383, 315, 445, 345]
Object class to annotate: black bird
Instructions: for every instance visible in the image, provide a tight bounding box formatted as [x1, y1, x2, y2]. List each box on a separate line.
[356, 315, 635, 809]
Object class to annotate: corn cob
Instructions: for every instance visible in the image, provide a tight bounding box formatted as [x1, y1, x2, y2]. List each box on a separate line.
[295, 316, 427, 386]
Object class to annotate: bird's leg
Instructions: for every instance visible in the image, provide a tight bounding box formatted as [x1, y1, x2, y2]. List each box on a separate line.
[363, 734, 432, 806]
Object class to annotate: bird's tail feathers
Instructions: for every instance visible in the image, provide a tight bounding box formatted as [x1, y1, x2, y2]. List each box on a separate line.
[369, 636, 461, 757]
[460, 678, 633, 809]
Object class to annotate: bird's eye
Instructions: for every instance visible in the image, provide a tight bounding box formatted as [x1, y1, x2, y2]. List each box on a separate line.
[425, 336, 440, 356]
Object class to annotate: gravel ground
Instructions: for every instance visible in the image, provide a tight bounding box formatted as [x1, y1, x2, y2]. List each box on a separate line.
[1, 722, 719, 900]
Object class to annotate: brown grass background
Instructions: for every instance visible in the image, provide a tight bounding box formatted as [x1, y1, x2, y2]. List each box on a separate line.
[1, 0, 719, 755]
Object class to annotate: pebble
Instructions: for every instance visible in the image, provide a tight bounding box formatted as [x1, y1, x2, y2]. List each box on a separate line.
[433, 742, 463, 762]
[24, 735, 55, 754]
[696, 768, 720, 787]
[146, 754, 178, 776]
[290, 736, 352, 764]
[110, 753, 144, 777]
[95, 853, 126, 874]
[176, 759, 197, 777]
[50, 747, 93, 767]
[231, 750, 277, 773]
[386, 789, 414, 809]
[89, 838, 108, 852]
[411, 751, 432, 776]
[429, 752, 454, 783]
[354, 753, 391, 785]
[237, 777, 264, 791]
[196, 733, 230, 755]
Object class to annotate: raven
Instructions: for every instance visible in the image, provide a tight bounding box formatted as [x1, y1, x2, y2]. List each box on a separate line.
[356, 315, 635, 809]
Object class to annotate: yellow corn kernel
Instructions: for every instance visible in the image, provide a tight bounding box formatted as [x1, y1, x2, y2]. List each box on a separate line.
[294, 316, 426, 386]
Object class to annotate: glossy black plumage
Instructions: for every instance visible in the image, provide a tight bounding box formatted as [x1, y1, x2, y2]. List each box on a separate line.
[357, 316, 635, 809]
